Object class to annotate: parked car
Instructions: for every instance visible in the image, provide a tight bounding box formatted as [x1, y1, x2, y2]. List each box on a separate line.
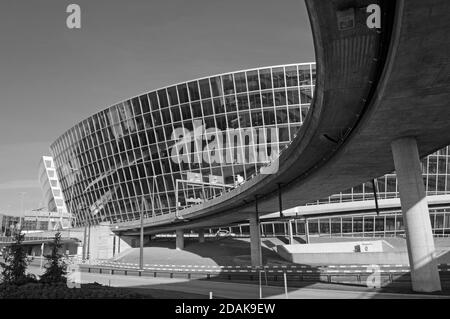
[215, 229, 236, 238]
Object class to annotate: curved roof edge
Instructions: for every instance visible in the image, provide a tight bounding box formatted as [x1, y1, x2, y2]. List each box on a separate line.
[50, 62, 316, 150]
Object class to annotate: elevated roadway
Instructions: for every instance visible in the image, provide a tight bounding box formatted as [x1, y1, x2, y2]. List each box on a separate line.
[116, 0, 450, 235]
[113, 0, 450, 292]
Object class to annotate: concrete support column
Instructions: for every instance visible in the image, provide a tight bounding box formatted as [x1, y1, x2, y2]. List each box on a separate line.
[249, 211, 262, 267]
[176, 229, 184, 250]
[391, 137, 441, 292]
[288, 220, 294, 244]
[198, 229, 205, 243]
[305, 219, 310, 244]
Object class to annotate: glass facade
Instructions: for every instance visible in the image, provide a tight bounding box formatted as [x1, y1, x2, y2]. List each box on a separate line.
[49, 62, 450, 229]
[50, 64, 315, 227]
[227, 207, 450, 238]
[307, 146, 450, 205]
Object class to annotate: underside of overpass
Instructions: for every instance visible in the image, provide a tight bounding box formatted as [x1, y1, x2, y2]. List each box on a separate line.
[113, 0, 450, 292]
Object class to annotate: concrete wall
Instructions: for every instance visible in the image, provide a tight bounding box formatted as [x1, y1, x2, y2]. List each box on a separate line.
[276, 245, 409, 264]
[280, 241, 385, 254]
[70, 223, 132, 260]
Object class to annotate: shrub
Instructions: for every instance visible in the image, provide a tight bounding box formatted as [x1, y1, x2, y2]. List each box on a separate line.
[0, 231, 36, 285]
[40, 232, 67, 284]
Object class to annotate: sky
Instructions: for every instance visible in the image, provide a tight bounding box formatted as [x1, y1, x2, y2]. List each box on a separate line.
[0, 0, 314, 216]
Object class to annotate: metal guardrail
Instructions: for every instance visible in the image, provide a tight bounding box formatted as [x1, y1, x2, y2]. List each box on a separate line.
[77, 262, 450, 287]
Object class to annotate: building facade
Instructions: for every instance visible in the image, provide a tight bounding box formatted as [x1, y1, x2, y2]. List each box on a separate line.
[48, 62, 450, 236]
[38, 156, 70, 228]
[50, 63, 316, 226]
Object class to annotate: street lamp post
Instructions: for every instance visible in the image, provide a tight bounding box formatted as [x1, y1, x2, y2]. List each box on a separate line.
[139, 176, 156, 271]
[67, 166, 79, 239]
[18, 192, 26, 231]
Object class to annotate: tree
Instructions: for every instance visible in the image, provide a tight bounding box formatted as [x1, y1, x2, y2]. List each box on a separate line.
[0, 230, 36, 285]
[40, 232, 67, 284]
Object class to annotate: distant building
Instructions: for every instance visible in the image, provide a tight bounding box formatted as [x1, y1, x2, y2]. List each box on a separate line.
[37, 156, 70, 229]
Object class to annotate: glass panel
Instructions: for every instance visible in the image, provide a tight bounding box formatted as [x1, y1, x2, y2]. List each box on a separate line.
[170, 106, 181, 122]
[249, 93, 261, 109]
[158, 89, 169, 108]
[288, 107, 301, 123]
[199, 79, 211, 99]
[436, 213, 444, 229]
[210, 76, 223, 97]
[222, 74, 234, 95]
[140, 95, 150, 113]
[262, 92, 273, 107]
[353, 217, 363, 233]
[177, 84, 189, 103]
[234, 72, 247, 93]
[149, 92, 159, 110]
[213, 98, 225, 114]
[202, 99, 214, 116]
[299, 65, 312, 86]
[274, 90, 286, 106]
[287, 89, 299, 105]
[276, 108, 288, 124]
[188, 81, 200, 101]
[167, 86, 179, 106]
[300, 87, 312, 104]
[259, 69, 272, 90]
[191, 102, 202, 117]
[331, 218, 341, 234]
[263, 110, 275, 125]
[246, 70, 259, 91]
[237, 94, 249, 110]
[225, 96, 237, 112]
[272, 67, 285, 88]
[181, 104, 192, 120]
[285, 65, 298, 87]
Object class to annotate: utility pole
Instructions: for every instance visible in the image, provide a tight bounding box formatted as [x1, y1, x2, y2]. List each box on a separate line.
[18, 192, 26, 231]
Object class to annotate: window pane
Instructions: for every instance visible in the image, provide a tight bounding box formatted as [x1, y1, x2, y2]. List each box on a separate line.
[287, 89, 299, 105]
[300, 87, 312, 104]
[177, 84, 189, 103]
[246, 70, 259, 91]
[259, 69, 272, 89]
[210, 77, 223, 97]
[199, 79, 211, 99]
[149, 92, 159, 110]
[181, 104, 192, 120]
[276, 108, 288, 124]
[213, 98, 225, 114]
[285, 65, 298, 87]
[225, 96, 237, 112]
[188, 81, 200, 101]
[249, 93, 261, 109]
[202, 99, 214, 116]
[234, 72, 247, 93]
[170, 106, 181, 122]
[191, 102, 202, 117]
[272, 67, 285, 88]
[167, 86, 179, 106]
[237, 94, 249, 110]
[262, 92, 273, 107]
[158, 89, 169, 108]
[299, 65, 312, 85]
[274, 90, 286, 106]
[222, 74, 234, 95]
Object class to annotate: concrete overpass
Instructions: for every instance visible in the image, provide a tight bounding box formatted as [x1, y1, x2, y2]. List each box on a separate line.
[114, 0, 450, 292]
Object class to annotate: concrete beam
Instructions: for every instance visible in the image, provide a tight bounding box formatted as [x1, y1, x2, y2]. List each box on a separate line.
[288, 220, 294, 244]
[391, 137, 441, 292]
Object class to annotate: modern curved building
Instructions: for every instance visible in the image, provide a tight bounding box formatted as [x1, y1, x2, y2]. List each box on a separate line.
[50, 63, 316, 227]
[48, 62, 450, 237]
